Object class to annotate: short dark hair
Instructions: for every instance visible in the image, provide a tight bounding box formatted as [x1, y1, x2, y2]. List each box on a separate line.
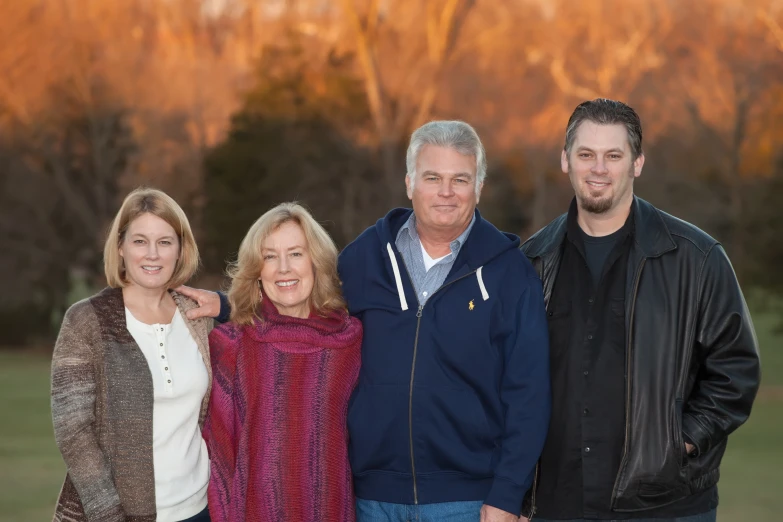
[564, 98, 643, 160]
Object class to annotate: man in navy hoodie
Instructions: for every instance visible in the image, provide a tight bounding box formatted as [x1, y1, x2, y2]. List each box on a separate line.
[338, 120, 551, 522]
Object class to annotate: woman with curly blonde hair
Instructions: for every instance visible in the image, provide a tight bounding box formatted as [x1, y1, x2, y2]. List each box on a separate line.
[204, 202, 362, 522]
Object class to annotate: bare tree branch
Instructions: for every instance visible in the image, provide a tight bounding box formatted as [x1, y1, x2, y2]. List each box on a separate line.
[758, 8, 783, 52]
[411, 0, 475, 130]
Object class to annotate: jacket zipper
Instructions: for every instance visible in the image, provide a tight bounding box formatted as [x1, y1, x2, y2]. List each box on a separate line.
[525, 252, 552, 519]
[409, 304, 423, 504]
[610, 258, 646, 505]
[528, 462, 540, 517]
[401, 261, 478, 505]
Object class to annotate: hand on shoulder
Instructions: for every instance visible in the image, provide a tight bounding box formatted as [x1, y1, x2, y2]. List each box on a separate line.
[175, 285, 222, 320]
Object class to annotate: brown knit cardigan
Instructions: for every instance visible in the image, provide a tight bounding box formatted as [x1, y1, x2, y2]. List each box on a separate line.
[51, 287, 213, 522]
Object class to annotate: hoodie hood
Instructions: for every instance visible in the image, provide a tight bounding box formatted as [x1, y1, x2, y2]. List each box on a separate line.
[375, 208, 520, 271]
[373, 208, 520, 312]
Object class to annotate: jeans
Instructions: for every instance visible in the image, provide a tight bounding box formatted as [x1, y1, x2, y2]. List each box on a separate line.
[179, 506, 211, 522]
[533, 508, 717, 522]
[356, 499, 484, 522]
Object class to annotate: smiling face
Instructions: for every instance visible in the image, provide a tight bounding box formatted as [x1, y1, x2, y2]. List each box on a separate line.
[119, 213, 180, 291]
[563, 121, 644, 215]
[406, 144, 481, 238]
[259, 221, 314, 318]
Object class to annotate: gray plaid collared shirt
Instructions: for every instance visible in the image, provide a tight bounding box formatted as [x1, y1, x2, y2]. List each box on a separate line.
[395, 212, 476, 306]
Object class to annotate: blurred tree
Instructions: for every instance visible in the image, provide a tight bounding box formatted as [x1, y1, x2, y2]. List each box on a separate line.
[3, 0, 783, 344]
[740, 155, 783, 319]
[662, 0, 783, 262]
[202, 39, 379, 272]
[0, 77, 134, 343]
[339, 0, 477, 206]
[534, 0, 671, 102]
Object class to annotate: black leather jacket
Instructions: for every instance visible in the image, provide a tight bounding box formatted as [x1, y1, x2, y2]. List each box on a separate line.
[520, 196, 760, 516]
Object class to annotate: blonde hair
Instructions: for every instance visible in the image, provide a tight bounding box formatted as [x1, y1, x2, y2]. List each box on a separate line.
[104, 187, 200, 288]
[228, 202, 345, 325]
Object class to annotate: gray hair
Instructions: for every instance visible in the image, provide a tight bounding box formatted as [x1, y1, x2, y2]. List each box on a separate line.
[406, 120, 487, 196]
[564, 98, 643, 160]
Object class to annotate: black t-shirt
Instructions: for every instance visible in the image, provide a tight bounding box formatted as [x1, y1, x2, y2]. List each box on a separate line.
[579, 224, 626, 287]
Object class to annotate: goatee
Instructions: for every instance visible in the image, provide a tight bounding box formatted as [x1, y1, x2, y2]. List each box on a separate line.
[579, 192, 613, 214]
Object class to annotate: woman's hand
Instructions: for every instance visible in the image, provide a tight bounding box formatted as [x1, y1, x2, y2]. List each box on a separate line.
[176, 285, 222, 320]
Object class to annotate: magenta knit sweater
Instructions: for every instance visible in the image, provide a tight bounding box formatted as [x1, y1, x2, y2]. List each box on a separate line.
[203, 298, 362, 522]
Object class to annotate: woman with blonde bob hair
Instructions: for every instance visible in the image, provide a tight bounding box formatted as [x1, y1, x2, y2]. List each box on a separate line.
[204, 202, 363, 522]
[52, 187, 214, 522]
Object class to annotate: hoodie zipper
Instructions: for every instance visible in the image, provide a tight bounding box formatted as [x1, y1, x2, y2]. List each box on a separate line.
[610, 258, 645, 506]
[409, 304, 423, 504]
[401, 259, 478, 505]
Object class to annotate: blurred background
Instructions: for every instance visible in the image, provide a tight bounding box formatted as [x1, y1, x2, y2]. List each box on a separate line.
[0, 0, 781, 520]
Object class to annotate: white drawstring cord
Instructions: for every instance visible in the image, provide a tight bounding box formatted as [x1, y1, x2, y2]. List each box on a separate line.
[386, 243, 409, 311]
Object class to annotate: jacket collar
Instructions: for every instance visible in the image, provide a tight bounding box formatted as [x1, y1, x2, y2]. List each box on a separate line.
[378, 207, 520, 271]
[90, 286, 211, 346]
[524, 196, 677, 259]
[90, 287, 134, 344]
[631, 196, 677, 258]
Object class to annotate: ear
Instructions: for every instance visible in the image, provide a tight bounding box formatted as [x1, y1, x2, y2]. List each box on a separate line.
[475, 181, 484, 204]
[405, 174, 413, 200]
[561, 149, 569, 174]
[633, 153, 645, 178]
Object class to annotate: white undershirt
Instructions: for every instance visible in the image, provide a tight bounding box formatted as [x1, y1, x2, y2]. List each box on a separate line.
[421, 242, 450, 272]
[125, 308, 209, 522]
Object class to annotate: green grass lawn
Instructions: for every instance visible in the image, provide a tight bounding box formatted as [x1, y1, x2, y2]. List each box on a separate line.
[718, 396, 782, 522]
[715, 299, 783, 521]
[0, 351, 63, 522]
[0, 299, 780, 522]
[751, 303, 783, 386]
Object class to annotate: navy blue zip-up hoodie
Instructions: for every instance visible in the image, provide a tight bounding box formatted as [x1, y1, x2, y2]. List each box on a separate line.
[338, 208, 551, 516]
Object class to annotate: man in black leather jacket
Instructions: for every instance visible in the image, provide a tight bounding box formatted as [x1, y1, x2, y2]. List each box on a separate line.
[519, 99, 760, 522]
